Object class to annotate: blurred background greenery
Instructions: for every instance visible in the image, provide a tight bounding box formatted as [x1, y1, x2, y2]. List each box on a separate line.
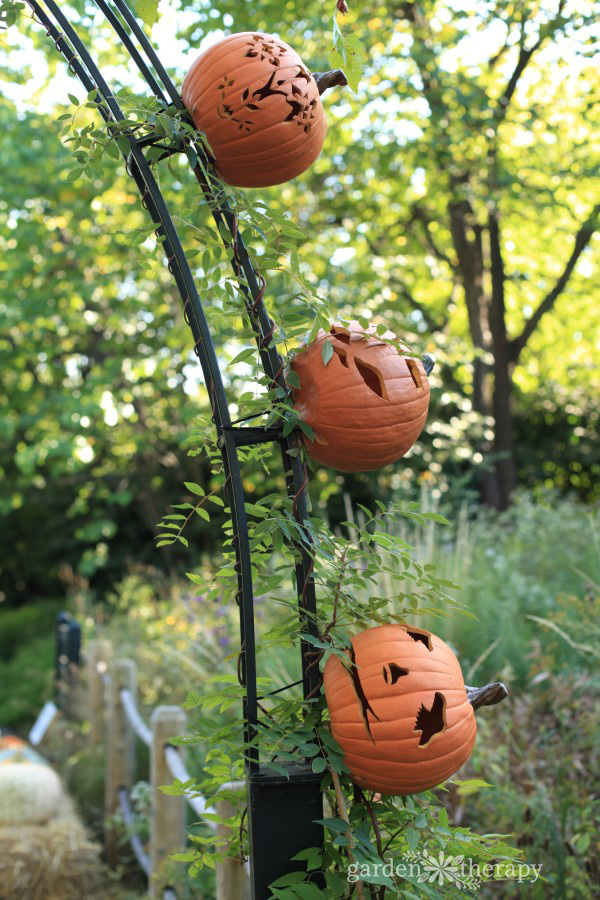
[0, 0, 598, 896]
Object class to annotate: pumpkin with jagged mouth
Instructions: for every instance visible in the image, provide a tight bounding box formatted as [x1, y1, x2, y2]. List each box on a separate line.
[323, 624, 507, 795]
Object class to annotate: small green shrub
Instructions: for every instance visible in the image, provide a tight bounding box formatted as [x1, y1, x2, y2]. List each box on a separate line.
[0, 633, 55, 728]
[0, 599, 63, 662]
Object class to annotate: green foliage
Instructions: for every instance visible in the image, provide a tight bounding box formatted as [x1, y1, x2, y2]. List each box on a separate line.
[422, 493, 600, 685]
[0, 599, 62, 661]
[330, 8, 368, 94]
[0, 633, 54, 727]
[465, 667, 600, 898]
[0, 599, 62, 727]
[0, 0, 23, 29]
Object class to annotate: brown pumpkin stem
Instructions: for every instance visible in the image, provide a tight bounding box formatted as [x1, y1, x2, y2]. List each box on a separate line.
[313, 69, 348, 95]
[331, 770, 366, 900]
[466, 682, 508, 711]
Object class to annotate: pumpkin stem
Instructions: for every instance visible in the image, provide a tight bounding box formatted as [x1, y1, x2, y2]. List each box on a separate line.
[313, 69, 348, 95]
[421, 353, 435, 376]
[466, 682, 508, 711]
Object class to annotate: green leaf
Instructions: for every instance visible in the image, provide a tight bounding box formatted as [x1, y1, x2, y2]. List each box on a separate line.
[329, 33, 368, 94]
[116, 135, 131, 156]
[321, 339, 334, 366]
[134, 0, 160, 27]
[68, 93, 79, 106]
[405, 826, 420, 850]
[311, 756, 327, 773]
[285, 370, 301, 389]
[184, 482, 205, 496]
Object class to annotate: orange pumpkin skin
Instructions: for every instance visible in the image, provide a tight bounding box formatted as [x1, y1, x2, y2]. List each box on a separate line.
[182, 32, 326, 188]
[324, 624, 476, 795]
[291, 322, 430, 472]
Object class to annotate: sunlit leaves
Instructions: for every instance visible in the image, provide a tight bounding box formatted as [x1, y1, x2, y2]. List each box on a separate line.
[134, 0, 161, 28]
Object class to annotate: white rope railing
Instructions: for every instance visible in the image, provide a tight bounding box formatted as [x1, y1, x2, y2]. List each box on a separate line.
[84, 647, 251, 895]
[119, 688, 152, 746]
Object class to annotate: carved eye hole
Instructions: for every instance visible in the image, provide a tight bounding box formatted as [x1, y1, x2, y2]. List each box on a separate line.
[355, 359, 387, 399]
[382, 663, 409, 685]
[406, 358, 423, 391]
[405, 628, 433, 651]
[414, 692, 446, 746]
[333, 346, 349, 368]
[330, 327, 351, 344]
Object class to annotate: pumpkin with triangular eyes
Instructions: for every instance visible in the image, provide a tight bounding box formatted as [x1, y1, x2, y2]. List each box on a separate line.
[291, 321, 431, 473]
[323, 624, 477, 795]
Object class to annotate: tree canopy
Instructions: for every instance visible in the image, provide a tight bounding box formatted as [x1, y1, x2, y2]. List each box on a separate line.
[0, 0, 597, 603]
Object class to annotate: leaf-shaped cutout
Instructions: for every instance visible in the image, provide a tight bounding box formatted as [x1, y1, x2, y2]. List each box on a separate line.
[414, 692, 446, 746]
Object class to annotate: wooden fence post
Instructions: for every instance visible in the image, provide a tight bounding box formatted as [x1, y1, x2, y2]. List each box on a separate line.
[105, 658, 136, 867]
[87, 639, 110, 747]
[216, 792, 250, 900]
[149, 706, 187, 897]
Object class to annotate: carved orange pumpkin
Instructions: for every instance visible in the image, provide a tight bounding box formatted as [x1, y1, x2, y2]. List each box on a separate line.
[182, 32, 326, 188]
[291, 322, 430, 472]
[323, 624, 476, 795]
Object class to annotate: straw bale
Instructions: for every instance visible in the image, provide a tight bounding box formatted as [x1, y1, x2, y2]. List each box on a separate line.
[0, 793, 114, 900]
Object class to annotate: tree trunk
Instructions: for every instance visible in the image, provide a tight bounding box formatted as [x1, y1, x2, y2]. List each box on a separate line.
[488, 209, 516, 509]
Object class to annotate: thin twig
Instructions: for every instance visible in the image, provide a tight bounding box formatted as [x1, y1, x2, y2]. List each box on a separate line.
[331, 770, 365, 900]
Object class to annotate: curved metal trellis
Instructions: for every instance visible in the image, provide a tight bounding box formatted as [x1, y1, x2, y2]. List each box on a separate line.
[24, 1, 323, 894]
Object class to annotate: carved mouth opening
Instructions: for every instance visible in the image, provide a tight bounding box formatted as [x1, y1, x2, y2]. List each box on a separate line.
[405, 628, 433, 651]
[355, 359, 387, 399]
[414, 692, 446, 747]
[406, 358, 423, 390]
[383, 663, 409, 685]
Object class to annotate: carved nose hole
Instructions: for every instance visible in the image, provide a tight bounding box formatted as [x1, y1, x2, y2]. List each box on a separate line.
[330, 327, 351, 344]
[383, 663, 409, 685]
[333, 346, 349, 368]
[406, 358, 423, 391]
[415, 692, 446, 747]
[355, 359, 387, 399]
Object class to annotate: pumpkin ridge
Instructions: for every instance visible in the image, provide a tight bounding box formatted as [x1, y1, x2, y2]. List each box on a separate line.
[217, 129, 324, 168]
[211, 110, 322, 155]
[331, 700, 473, 732]
[335, 718, 475, 760]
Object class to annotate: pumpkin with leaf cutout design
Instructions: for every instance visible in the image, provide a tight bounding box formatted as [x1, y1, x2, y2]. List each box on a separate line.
[291, 321, 431, 472]
[182, 32, 328, 188]
[324, 624, 506, 795]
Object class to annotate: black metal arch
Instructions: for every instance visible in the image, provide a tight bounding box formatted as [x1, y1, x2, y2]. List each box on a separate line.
[24, 1, 323, 894]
